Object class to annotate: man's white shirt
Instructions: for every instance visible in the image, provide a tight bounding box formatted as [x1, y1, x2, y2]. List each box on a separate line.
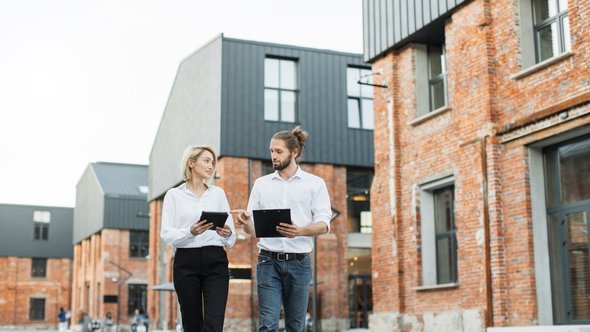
[161, 182, 236, 249]
[247, 166, 332, 253]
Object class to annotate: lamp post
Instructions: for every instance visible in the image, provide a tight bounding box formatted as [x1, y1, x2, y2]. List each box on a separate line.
[311, 208, 340, 332]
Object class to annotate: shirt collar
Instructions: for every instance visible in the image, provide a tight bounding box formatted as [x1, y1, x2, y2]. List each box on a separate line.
[179, 181, 212, 194]
[271, 166, 305, 181]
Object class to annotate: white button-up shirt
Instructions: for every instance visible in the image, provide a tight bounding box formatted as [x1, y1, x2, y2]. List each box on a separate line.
[160, 182, 236, 249]
[247, 166, 332, 253]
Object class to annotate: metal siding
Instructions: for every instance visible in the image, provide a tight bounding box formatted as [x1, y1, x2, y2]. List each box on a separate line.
[0, 204, 74, 258]
[149, 36, 223, 200]
[73, 165, 105, 243]
[363, 0, 467, 61]
[91, 163, 148, 197]
[220, 39, 373, 167]
[103, 198, 149, 231]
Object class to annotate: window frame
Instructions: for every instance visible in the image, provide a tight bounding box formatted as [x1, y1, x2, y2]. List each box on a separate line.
[415, 41, 449, 119]
[127, 284, 147, 315]
[427, 44, 448, 112]
[264, 57, 298, 123]
[346, 66, 374, 130]
[418, 176, 458, 287]
[29, 297, 46, 321]
[532, 0, 570, 63]
[33, 210, 50, 241]
[129, 230, 149, 258]
[31, 257, 47, 278]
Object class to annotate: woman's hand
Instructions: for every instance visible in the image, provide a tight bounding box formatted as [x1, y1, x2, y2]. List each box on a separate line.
[190, 219, 213, 236]
[216, 224, 232, 238]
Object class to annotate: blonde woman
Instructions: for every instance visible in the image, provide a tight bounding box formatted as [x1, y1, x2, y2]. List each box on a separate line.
[160, 146, 236, 332]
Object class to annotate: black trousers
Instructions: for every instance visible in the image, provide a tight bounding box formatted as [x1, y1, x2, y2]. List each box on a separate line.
[173, 246, 229, 332]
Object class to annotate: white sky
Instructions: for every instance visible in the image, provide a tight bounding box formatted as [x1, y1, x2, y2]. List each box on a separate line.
[0, 0, 364, 208]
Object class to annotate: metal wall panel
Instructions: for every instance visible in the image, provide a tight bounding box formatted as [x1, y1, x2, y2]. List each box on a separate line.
[103, 198, 149, 231]
[73, 165, 104, 244]
[219, 38, 373, 168]
[363, 0, 467, 62]
[149, 35, 223, 200]
[0, 204, 73, 258]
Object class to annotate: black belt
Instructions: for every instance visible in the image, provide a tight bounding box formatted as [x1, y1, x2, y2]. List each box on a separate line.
[260, 249, 308, 261]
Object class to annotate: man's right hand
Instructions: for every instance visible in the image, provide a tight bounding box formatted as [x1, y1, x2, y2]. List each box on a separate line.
[230, 209, 254, 234]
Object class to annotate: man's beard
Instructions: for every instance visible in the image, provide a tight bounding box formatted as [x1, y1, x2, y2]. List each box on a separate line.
[273, 155, 293, 171]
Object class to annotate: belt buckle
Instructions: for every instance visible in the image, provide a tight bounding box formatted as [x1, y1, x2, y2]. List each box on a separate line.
[277, 252, 287, 261]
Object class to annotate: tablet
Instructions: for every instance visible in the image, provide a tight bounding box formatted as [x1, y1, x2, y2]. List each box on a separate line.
[253, 209, 292, 238]
[199, 211, 229, 228]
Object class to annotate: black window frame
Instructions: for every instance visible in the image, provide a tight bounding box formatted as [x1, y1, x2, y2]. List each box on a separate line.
[127, 284, 147, 315]
[31, 257, 47, 278]
[433, 185, 457, 284]
[346, 66, 374, 130]
[532, 0, 570, 63]
[129, 230, 149, 258]
[29, 298, 46, 321]
[264, 57, 299, 123]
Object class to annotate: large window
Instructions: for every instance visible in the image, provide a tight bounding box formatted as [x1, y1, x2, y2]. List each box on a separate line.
[347, 168, 373, 233]
[545, 136, 590, 323]
[420, 177, 457, 286]
[428, 44, 447, 112]
[127, 284, 147, 315]
[130, 231, 149, 258]
[532, 0, 571, 63]
[347, 67, 374, 130]
[33, 210, 50, 240]
[264, 58, 297, 122]
[31, 258, 47, 278]
[29, 298, 45, 320]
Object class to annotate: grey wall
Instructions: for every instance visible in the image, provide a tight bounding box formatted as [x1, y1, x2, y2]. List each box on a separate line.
[362, 0, 468, 62]
[0, 204, 73, 258]
[73, 165, 104, 244]
[220, 38, 373, 167]
[103, 197, 149, 231]
[149, 35, 223, 200]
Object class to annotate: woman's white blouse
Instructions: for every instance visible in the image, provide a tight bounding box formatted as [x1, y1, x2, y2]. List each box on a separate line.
[160, 183, 236, 249]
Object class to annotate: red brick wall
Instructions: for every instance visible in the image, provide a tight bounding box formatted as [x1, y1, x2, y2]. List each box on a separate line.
[147, 156, 350, 330]
[0, 256, 71, 328]
[369, 0, 590, 329]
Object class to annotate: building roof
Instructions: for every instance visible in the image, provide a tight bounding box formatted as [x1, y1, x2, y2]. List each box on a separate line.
[90, 162, 148, 199]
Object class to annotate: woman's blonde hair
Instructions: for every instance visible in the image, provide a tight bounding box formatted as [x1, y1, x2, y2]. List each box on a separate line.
[180, 145, 217, 181]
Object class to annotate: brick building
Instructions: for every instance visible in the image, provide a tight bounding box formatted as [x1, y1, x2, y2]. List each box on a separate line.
[71, 162, 150, 329]
[0, 203, 73, 329]
[363, 0, 590, 331]
[147, 35, 375, 331]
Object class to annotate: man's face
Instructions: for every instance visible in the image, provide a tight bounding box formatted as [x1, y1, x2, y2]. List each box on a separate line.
[269, 139, 296, 171]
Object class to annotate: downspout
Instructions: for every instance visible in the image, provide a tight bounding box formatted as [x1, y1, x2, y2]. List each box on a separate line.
[480, 137, 493, 327]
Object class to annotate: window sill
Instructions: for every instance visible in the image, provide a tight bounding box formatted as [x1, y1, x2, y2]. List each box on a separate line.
[414, 282, 459, 292]
[511, 51, 574, 80]
[409, 106, 451, 126]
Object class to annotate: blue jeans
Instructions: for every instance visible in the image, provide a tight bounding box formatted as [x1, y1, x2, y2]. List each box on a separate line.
[256, 252, 311, 332]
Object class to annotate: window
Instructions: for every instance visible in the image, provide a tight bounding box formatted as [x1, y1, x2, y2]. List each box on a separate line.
[347, 168, 373, 233]
[33, 210, 50, 240]
[130, 231, 149, 258]
[532, 0, 571, 63]
[347, 67, 374, 129]
[264, 58, 297, 122]
[229, 267, 252, 280]
[415, 42, 448, 117]
[127, 284, 147, 315]
[420, 177, 457, 286]
[31, 258, 47, 278]
[29, 298, 45, 320]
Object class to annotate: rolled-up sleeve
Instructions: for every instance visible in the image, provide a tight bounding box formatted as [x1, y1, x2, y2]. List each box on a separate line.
[160, 191, 193, 248]
[311, 180, 332, 233]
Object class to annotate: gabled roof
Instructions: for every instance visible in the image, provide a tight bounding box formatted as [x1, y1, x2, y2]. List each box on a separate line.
[90, 162, 148, 199]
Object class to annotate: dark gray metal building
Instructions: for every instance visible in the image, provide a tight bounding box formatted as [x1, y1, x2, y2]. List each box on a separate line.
[149, 34, 374, 200]
[74, 162, 149, 244]
[0, 203, 73, 258]
[362, 0, 468, 61]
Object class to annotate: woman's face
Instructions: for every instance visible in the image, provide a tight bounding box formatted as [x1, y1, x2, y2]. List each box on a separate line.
[188, 150, 215, 180]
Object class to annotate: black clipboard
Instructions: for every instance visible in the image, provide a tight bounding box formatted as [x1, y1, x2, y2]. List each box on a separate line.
[199, 211, 229, 228]
[253, 209, 292, 238]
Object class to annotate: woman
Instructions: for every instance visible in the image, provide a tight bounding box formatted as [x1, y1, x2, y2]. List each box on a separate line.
[160, 146, 236, 332]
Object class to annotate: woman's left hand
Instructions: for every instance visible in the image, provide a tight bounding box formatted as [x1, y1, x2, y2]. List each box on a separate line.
[216, 224, 232, 238]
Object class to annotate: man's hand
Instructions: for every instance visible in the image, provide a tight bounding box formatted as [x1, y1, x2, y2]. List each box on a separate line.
[276, 222, 299, 238]
[230, 209, 254, 234]
[190, 219, 213, 236]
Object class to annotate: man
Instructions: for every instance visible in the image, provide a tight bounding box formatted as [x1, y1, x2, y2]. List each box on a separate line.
[235, 127, 332, 332]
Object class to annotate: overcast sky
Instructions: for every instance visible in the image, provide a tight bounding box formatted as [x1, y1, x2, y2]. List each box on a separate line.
[0, 0, 364, 208]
